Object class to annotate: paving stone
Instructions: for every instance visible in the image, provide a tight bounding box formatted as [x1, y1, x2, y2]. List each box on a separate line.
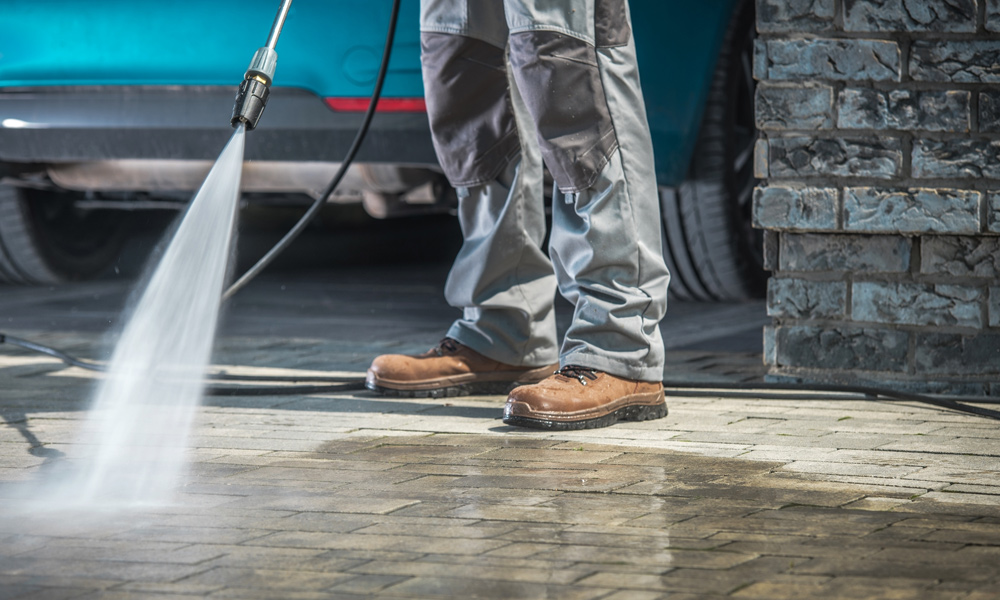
[792, 555, 993, 582]
[732, 575, 958, 599]
[652, 567, 762, 595]
[779, 460, 923, 479]
[193, 546, 356, 571]
[179, 566, 354, 590]
[380, 576, 612, 600]
[351, 522, 516, 541]
[919, 491, 1000, 507]
[596, 591, 665, 600]
[24, 542, 225, 566]
[109, 581, 229, 596]
[709, 534, 880, 559]
[574, 572, 678, 591]
[348, 559, 589, 586]
[326, 574, 413, 595]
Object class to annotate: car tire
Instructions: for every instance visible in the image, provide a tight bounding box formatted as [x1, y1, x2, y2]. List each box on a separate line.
[0, 185, 129, 284]
[660, 0, 764, 302]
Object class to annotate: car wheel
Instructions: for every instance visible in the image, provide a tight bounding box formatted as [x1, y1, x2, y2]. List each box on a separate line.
[0, 185, 129, 284]
[660, 0, 764, 301]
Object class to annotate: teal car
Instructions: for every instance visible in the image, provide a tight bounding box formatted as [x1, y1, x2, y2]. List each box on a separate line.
[0, 0, 760, 300]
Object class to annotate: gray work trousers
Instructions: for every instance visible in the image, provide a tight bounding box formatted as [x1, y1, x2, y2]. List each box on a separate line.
[421, 0, 669, 382]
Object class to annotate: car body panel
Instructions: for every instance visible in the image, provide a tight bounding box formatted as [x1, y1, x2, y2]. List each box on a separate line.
[0, 1, 424, 98]
[0, 0, 736, 186]
[0, 87, 438, 164]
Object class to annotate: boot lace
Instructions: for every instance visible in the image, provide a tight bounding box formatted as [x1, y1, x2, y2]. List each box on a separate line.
[434, 338, 460, 356]
[555, 365, 598, 386]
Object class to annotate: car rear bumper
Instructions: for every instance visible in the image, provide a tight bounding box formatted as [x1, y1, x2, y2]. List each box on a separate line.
[0, 86, 438, 165]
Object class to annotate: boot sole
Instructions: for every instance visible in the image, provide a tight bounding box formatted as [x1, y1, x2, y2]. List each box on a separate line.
[366, 379, 526, 399]
[503, 402, 668, 431]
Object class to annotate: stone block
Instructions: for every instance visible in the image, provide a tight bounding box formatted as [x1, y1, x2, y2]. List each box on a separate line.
[773, 325, 910, 371]
[991, 288, 1000, 327]
[767, 369, 991, 398]
[852, 282, 984, 328]
[767, 278, 847, 318]
[769, 137, 902, 179]
[757, 0, 837, 32]
[921, 237, 1000, 277]
[753, 39, 768, 81]
[910, 41, 1000, 82]
[762, 39, 901, 81]
[756, 83, 835, 130]
[754, 138, 769, 179]
[844, 0, 977, 32]
[837, 88, 889, 130]
[780, 233, 911, 272]
[763, 325, 777, 366]
[913, 139, 1000, 179]
[915, 333, 1000, 374]
[991, 193, 1000, 233]
[844, 188, 980, 234]
[838, 88, 970, 132]
[989, 0, 1000, 32]
[979, 91, 1000, 133]
[753, 186, 838, 230]
[872, 378, 992, 396]
[762, 230, 779, 271]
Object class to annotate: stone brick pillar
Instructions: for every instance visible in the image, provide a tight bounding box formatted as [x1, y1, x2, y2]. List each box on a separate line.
[753, 0, 1000, 395]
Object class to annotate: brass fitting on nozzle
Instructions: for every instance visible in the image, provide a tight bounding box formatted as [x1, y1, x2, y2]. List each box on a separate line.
[232, 46, 278, 130]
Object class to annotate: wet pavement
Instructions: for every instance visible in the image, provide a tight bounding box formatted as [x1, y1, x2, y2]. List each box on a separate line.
[2, 219, 1000, 599]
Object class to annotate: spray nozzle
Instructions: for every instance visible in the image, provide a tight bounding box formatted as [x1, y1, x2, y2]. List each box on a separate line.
[231, 47, 278, 130]
[231, 0, 292, 130]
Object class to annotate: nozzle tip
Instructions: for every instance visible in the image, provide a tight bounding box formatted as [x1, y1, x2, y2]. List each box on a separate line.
[231, 77, 270, 130]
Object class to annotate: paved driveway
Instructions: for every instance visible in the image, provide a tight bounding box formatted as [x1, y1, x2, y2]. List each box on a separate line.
[1, 216, 998, 598]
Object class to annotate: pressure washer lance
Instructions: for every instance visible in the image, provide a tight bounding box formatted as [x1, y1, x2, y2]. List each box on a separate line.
[231, 0, 293, 130]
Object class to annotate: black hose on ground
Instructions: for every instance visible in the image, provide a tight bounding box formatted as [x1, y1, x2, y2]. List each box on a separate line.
[3, 332, 999, 420]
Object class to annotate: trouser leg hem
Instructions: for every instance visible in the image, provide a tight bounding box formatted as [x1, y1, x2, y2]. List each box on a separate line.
[446, 322, 558, 368]
[559, 351, 664, 383]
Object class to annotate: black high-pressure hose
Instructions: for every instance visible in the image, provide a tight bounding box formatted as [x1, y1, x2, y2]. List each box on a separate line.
[224, 0, 402, 301]
[3, 0, 1000, 420]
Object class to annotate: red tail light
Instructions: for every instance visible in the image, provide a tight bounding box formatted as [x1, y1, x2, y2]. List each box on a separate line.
[323, 97, 427, 113]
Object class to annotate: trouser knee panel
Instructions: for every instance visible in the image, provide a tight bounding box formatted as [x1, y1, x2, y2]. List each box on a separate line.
[421, 33, 521, 187]
[508, 30, 619, 193]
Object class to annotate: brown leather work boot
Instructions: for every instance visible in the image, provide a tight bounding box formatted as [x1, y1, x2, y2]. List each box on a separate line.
[366, 338, 557, 398]
[503, 366, 667, 430]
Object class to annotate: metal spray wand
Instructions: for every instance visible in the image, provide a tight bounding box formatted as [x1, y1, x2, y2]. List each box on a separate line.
[231, 0, 293, 130]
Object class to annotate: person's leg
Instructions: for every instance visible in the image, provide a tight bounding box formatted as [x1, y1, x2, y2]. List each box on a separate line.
[501, 0, 670, 428]
[366, 0, 559, 397]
